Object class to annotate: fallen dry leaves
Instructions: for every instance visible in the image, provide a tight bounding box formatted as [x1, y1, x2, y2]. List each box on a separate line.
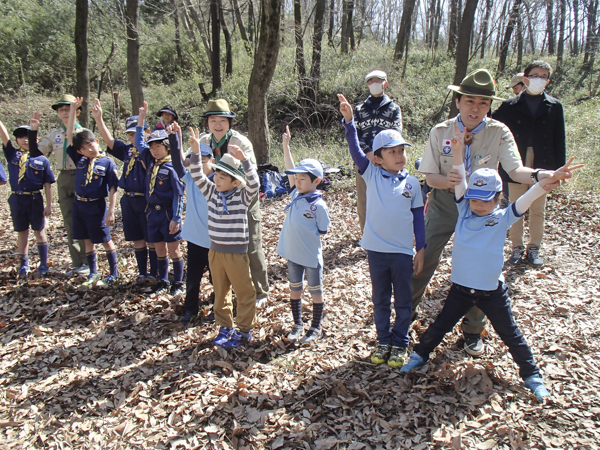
[0, 182, 599, 449]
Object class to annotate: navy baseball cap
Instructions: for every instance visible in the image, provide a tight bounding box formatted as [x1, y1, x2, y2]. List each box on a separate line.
[464, 168, 503, 201]
[285, 158, 323, 179]
[372, 129, 412, 152]
[125, 116, 148, 132]
[13, 125, 31, 138]
[147, 129, 169, 144]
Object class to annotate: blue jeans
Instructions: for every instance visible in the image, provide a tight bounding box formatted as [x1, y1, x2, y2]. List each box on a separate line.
[414, 282, 540, 380]
[367, 250, 413, 347]
[288, 260, 323, 294]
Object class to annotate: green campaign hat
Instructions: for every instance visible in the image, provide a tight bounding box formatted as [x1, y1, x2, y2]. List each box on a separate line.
[203, 99, 236, 118]
[448, 69, 504, 101]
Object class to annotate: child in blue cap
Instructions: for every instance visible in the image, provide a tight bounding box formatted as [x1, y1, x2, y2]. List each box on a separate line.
[277, 125, 330, 344]
[400, 125, 583, 402]
[66, 98, 120, 286]
[91, 98, 157, 282]
[339, 94, 426, 368]
[136, 102, 186, 296]
[1, 116, 55, 277]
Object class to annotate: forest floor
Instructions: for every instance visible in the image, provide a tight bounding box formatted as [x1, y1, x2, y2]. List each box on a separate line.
[0, 184, 599, 449]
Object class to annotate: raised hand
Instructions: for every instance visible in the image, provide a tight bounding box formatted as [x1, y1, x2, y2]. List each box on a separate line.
[30, 112, 41, 131]
[91, 98, 102, 120]
[167, 121, 181, 135]
[540, 157, 584, 191]
[227, 144, 246, 161]
[188, 127, 201, 154]
[139, 101, 148, 120]
[451, 124, 467, 161]
[337, 93, 353, 122]
[282, 125, 291, 147]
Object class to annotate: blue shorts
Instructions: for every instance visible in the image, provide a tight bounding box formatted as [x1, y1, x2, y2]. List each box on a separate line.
[288, 260, 323, 294]
[146, 203, 181, 243]
[72, 198, 112, 244]
[121, 194, 148, 242]
[8, 192, 45, 232]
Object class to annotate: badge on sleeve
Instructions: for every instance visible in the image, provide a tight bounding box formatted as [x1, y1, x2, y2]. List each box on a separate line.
[442, 139, 452, 154]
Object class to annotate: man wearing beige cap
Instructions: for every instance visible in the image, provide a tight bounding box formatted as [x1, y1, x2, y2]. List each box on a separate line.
[353, 70, 402, 232]
[508, 73, 525, 96]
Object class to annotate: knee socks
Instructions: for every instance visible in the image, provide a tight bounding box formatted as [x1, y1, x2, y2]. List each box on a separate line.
[134, 247, 148, 276]
[19, 254, 29, 270]
[172, 256, 184, 283]
[148, 248, 158, 277]
[290, 299, 302, 325]
[311, 302, 324, 330]
[157, 256, 169, 282]
[86, 251, 98, 274]
[106, 249, 118, 278]
[37, 242, 48, 267]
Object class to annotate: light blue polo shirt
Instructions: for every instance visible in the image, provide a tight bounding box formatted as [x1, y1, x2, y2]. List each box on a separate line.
[451, 199, 523, 290]
[181, 171, 211, 248]
[277, 189, 330, 268]
[360, 163, 423, 255]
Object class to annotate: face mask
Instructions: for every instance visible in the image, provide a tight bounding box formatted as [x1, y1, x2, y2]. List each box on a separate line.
[369, 82, 384, 96]
[527, 78, 547, 95]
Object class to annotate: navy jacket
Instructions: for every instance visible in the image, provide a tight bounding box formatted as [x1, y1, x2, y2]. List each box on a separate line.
[353, 94, 403, 154]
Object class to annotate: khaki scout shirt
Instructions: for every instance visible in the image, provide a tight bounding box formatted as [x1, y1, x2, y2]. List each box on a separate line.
[37, 126, 77, 171]
[419, 116, 522, 177]
[199, 129, 257, 169]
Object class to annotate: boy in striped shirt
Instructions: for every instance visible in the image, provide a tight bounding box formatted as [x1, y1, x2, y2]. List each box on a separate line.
[188, 128, 260, 349]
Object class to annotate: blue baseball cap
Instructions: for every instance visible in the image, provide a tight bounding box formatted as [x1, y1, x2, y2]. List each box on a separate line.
[200, 143, 213, 157]
[285, 158, 323, 179]
[464, 168, 503, 201]
[147, 129, 169, 144]
[372, 129, 412, 152]
[125, 116, 148, 132]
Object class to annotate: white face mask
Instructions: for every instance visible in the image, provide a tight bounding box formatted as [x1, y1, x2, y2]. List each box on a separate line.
[369, 82, 384, 96]
[527, 78, 547, 95]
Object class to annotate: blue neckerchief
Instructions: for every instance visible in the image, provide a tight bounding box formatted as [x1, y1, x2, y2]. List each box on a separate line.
[380, 167, 408, 183]
[283, 190, 322, 212]
[219, 187, 237, 214]
[456, 114, 486, 176]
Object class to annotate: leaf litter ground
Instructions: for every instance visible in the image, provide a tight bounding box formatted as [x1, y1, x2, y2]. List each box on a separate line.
[0, 184, 599, 449]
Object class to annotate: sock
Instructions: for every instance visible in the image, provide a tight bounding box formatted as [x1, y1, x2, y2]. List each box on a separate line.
[19, 254, 29, 269]
[134, 247, 148, 276]
[311, 302, 324, 330]
[172, 256, 184, 283]
[157, 256, 169, 282]
[86, 251, 97, 274]
[290, 299, 302, 326]
[106, 249, 118, 277]
[149, 248, 158, 277]
[37, 242, 48, 267]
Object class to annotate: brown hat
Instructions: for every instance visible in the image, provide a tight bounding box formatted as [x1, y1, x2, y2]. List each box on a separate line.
[202, 99, 236, 118]
[447, 69, 504, 101]
[51, 94, 82, 111]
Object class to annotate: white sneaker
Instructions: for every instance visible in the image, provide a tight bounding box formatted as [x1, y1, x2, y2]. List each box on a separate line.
[66, 264, 90, 277]
[256, 297, 268, 309]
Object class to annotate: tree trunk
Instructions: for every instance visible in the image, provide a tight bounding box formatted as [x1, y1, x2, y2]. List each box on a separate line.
[547, 0, 555, 54]
[219, 0, 233, 76]
[497, 0, 522, 76]
[557, 0, 566, 65]
[517, 12, 523, 68]
[394, 0, 418, 61]
[433, 0, 442, 48]
[232, 0, 252, 54]
[184, 0, 212, 62]
[449, 0, 480, 118]
[573, 0, 580, 55]
[480, 0, 492, 58]
[348, 0, 355, 50]
[248, 0, 256, 42]
[328, 0, 335, 46]
[75, 0, 89, 127]
[523, 0, 536, 52]
[584, 0, 598, 67]
[309, 0, 327, 104]
[447, 0, 459, 54]
[357, 0, 367, 46]
[248, 0, 283, 165]
[126, 0, 144, 113]
[210, 0, 221, 91]
[294, 0, 306, 79]
[341, 0, 349, 53]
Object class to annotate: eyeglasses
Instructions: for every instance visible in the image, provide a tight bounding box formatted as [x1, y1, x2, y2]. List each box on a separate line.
[527, 74, 549, 80]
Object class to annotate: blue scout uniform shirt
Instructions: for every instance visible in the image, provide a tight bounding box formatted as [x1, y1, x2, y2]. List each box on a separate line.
[67, 146, 119, 198]
[181, 170, 212, 248]
[3, 141, 55, 191]
[451, 199, 523, 291]
[107, 140, 146, 193]
[277, 189, 330, 268]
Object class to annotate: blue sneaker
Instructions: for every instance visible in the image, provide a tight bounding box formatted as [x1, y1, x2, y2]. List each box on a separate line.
[400, 352, 427, 373]
[135, 274, 148, 283]
[37, 264, 49, 276]
[213, 327, 234, 346]
[222, 330, 252, 349]
[524, 375, 550, 402]
[97, 275, 118, 287]
[179, 310, 197, 325]
[18, 265, 30, 277]
[82, 273, 101, 286]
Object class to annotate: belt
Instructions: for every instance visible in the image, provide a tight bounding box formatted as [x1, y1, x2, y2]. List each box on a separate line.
[125, 191, 145, 197]
[454, 282, 501, 297]
[11, 190, 41, 195]
[149, 203, 169, 211]
[76, 195, 101, 202]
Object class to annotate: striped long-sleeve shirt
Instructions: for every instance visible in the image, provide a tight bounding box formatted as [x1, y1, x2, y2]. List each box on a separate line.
[189, 152, 259, 253]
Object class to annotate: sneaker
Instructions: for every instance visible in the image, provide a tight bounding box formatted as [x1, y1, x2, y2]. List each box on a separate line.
[179, 310, 197, 325]
[67, 264, 90, 277]
[170, 281, 185, 297]
[464, 333, 485, 356]
[97, 275, 118, 287]
[213, 327, 234, 346]
[524, 375, 550, 402]
[387, 346, 408, 368]
[222, 329, 253, 349]
[37, 265, 49, 276]
[371, 343, 391, 364]
[135, 274, 148, 283]
[204, 310, 215, 323]
[400, 352, 427, 373]
[256, 297, 268, 309]
[82, 273, 101, 286]
[299, 327, 321, 345]
[287, 324, 304, 342]
[18, 265, 30, 277]
[152, 280, 170, 295]
[507, 246, 525, 266]
[527, 246, 543, 267]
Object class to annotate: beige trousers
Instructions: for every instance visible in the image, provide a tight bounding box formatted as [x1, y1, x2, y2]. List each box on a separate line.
[509, 182, 547, 249]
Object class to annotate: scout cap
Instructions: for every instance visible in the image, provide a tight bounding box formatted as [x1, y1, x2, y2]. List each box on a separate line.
[285, 158, 323, 180]
[156, 105, 179, 121]
[52, 94, 82, 111]
[372, 129, 412, 152]
[365, 70, 387, 82]
[508, 73, 525, 89]
[448, 69, 504, 101]
[125, 116, 148, 133]
[147, 129, 169, 144]
[210, 153, 246, 187]
[464, 168, 503, 201]
[203, 99, 236, 118]
[13, 125, 31, 138]
[200, 143, 213, 157]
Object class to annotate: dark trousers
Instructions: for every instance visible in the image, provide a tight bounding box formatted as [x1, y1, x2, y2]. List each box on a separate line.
[368, 250, 413, 347]
[414, 282, 540, 380]
[184, 241, 211, 315]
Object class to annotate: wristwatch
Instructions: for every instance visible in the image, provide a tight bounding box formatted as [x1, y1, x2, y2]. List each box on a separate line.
[531, 169, 541, 183]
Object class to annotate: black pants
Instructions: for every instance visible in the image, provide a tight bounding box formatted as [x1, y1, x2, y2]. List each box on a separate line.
[414, 282, 540, 380]
[184, 241, 211, 315]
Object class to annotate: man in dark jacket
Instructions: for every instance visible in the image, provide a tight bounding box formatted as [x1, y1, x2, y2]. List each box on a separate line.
[353, 70, 403, 232]
[492, 60, 566, 267]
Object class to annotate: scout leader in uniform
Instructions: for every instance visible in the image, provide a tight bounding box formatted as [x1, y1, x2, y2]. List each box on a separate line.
[411, 69, 564, 357]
